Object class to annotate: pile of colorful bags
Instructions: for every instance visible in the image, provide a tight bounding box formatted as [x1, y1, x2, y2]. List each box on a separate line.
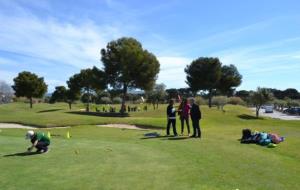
[240, 129, 285, 148]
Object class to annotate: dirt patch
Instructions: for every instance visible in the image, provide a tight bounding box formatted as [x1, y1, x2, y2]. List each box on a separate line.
[0, 123, 71, 129]
[97, 124, 149, 130]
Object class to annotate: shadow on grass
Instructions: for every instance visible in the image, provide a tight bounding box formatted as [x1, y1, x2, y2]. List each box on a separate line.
[141, 136, 191, 140]
[3, 152, 41, 157]
[140, 136, 167, 140]
[37, 109, 63, 113]
[163, 136, 192, 140]
[67, 111, 129, 117]
[238, 114, 264, 120]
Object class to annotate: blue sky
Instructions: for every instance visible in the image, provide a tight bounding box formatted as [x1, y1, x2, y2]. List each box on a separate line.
[0, 0, 300, 92]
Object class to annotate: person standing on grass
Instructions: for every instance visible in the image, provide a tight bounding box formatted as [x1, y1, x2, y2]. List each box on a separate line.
[190, 98, 202, 138]
[178, 99, 191, 136]
[166, 99, 178, 136]
[25, 130, 50, 153]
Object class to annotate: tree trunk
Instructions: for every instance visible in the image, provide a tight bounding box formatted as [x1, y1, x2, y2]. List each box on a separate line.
[30, 97, 33, 108]
[208, 89, 212, 108]
[193, 91, 197, 97]
[121, 84, 127, 114]
[86, 88, 90, 112]
[68, 102, 72, 110]
[256, 105, 260, 118]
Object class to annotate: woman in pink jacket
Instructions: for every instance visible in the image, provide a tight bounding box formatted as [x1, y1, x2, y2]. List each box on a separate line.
[178, 99, 191, 136]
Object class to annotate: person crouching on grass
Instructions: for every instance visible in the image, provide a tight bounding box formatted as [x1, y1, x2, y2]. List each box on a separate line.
[166, 99, 178, 136]
[26, 130, 50, 153]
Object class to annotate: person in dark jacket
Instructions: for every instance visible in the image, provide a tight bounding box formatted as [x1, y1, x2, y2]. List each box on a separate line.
[189, 98, 202, 138]
[166, 99, 178, 136]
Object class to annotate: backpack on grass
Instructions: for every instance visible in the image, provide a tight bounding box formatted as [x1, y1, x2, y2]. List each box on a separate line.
[242, 129, 252, 139]
[240, 129, 253, 143]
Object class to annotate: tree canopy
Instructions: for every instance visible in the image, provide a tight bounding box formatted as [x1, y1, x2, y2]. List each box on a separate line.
[101, 37, 160, 112]
[67, 66, 106, 111]
[218, 64, 242, 95]
[12, 71, 47, 108]
[185, 57, 222, 107]
[50, 86, 67, 103]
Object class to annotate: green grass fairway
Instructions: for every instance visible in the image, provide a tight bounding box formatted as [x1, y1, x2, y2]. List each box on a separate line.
[0, 103, 299, 190]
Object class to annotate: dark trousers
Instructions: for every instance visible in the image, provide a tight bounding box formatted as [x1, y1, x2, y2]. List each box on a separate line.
[167, 119, 177, 136]
[180, 117, 190, 134]
[35, 141, 49, 151]
[192, 119, 201, 137]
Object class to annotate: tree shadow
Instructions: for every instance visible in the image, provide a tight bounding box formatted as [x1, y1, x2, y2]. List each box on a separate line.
[67, 111, 129, 117]
[163, 136, 191, 140]
[237, 114, 264, 120]
[3, 151, 41, 157]
[140, 135, 167, 140]
[37, 109, 63, 113]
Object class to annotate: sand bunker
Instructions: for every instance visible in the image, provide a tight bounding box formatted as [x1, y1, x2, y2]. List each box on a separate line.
[0, 123, 70, 129]
[0, 123, 150, 130]
[0, 123, 35, 129]
[97, 124, 148, 130]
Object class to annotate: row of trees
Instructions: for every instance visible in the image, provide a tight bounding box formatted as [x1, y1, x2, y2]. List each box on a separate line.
[11, 37, 246, 111]
[236, 88, 300, 102]
[12, 37, 160, 111]
[11, 37, 243, 110]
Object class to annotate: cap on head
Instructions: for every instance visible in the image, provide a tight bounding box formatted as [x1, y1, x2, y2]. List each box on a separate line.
[25, 130, 34, 139]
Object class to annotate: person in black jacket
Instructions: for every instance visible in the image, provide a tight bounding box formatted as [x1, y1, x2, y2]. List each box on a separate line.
[189, 98, 202, 138]
[166, 99, 178, 136]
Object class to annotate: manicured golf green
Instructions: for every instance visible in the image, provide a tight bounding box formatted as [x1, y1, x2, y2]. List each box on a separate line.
[0, 103, 299, 190]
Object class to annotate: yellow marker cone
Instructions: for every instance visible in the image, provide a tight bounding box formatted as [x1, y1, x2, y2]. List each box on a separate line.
[66, 131, 71, 139]
[47, 131, 51, 139]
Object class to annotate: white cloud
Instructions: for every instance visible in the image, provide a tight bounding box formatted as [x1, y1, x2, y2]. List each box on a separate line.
[0, 1, 128, 91]
[1, 1, 299, 92]
[0, 70, 15, 85]
[0, 3, 125, 69]
[157, 56, 191, 88]
[210, 38, 300, 90]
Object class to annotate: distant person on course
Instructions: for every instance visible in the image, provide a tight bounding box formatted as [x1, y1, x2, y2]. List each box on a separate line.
[190, 98, 202, 138]
[25, 130, 50, 153]
[178, 99, 191, 136]
[166, 99, 178, 136]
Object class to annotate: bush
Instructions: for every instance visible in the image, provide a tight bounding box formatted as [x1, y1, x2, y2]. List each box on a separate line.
[286, 99, 300, 107]
[134, 99, 143, 104]
[228, 96, 246, 106]
[273, 99, 287, 111]
[100, 97, 111, 104]
[194, 96, 207, 105]
[112, 97, 122, 104]
[81, 93, 96, 103]
[12, 97, 28, 102]
[212, 96, 228, 110]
